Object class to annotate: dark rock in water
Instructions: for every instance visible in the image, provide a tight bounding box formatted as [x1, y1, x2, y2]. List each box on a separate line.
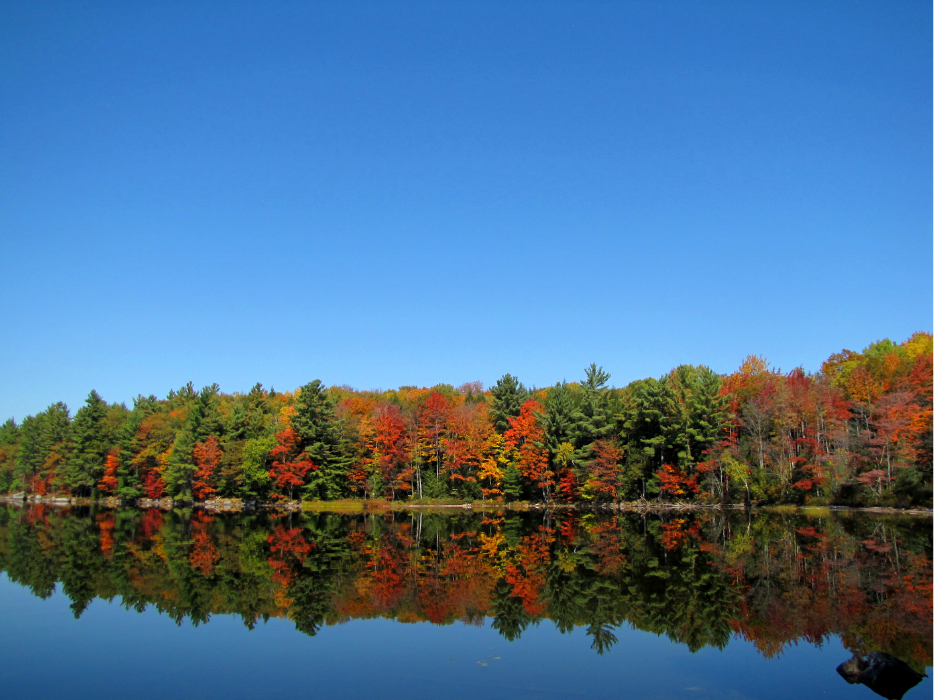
[837, 655, 868, 683]
[836, 652, 926, 700]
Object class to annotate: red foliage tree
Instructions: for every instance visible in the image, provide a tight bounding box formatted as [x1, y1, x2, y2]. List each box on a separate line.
[142, 469, 165, 499]
[585, 440, 622, 502]
[192, 435, 222, 500]
[442, 402, 490, 494]
[369, 403, 411, 499]
[269, 427, 315, 500]
[656, 463, 698, 500]
[419, 391, 451, 479]
[505, 399, 554, 501]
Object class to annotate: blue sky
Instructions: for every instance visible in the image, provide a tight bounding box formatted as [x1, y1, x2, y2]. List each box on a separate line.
[1, 1, 930, 421]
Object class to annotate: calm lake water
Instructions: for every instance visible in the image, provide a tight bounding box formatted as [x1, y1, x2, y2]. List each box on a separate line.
[0, 505, 929, 700]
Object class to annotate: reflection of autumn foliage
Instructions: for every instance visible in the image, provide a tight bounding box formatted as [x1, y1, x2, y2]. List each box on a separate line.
[659, 518, 701, 551]
[367, 543, 409, 612]
[333, 526, 499, 625]
[267, 524, 315, 608]
[723, 520, 932, 667]
[2, 505, 930, 671]
[503, 527, 553, 616]
[97, 512, 116, 557]
[586, 517, 626, 575]
[418, 538, 497, 625]
[139, 509, 164, 539]
[189, 512, 218, 576]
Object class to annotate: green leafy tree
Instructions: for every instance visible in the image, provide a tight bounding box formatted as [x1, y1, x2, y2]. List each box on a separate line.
[240, 434, 276, 499]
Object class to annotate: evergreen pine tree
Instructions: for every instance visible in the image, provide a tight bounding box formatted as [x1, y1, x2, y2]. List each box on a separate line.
[0, 418, 19, 492]
[577, 364, 615, 459]
[63, 391, 109, 497]
[686, 367, 728, 462]
[490, 374, 528, 433]
[660, 366, 696, 465]
[39, 403, 71, 458]
[166, 384, 222, 499]
[0, 418, 18, 447]
[539, 382, 584, 455]
[14, 414, 44, 491]
[621, 378, 667, 497]
[115, 395, 157, 500]
[292, 380, 350, 500]
[37, 402, 71, 492]
[502, 463, 523, 501]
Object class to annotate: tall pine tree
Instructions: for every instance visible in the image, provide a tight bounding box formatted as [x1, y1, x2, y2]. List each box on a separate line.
[292, 380, 351, 500]
[166, 384, 222, 499]
[490, 374, 528, 433]
[63, 391, 108, 497]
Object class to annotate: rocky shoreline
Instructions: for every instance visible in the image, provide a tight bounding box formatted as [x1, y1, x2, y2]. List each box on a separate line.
[0, 492, 301, 513]
[0, 491, 929, 516]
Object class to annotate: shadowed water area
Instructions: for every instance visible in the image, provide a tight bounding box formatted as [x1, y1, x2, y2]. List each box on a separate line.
[0, 505, 929, 700]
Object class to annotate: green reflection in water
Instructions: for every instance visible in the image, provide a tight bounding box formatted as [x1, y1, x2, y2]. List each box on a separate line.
[0, 505, 929, 672]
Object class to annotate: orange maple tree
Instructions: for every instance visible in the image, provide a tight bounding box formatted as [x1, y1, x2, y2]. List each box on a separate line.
[98, 449, 120, 495]
[505, 399, 554, 501]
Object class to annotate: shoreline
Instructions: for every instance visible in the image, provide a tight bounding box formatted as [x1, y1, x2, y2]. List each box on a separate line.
[0, 492, 929, 517]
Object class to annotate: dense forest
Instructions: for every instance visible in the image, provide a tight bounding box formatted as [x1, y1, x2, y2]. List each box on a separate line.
[1, 333, 930, 507]
[0, 505, 929, 670]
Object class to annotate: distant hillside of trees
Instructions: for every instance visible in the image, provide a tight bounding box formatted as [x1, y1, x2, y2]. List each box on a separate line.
[1, 333, 930, 508]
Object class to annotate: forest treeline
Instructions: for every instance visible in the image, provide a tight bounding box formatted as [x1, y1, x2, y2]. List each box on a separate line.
[0, 506, 930, 668]
[1, 333, 930, 507]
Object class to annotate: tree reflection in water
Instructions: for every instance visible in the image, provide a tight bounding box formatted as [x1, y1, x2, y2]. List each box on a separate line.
[0, 504, 929, 679]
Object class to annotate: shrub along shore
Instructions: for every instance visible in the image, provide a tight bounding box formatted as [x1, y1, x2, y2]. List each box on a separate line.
[1, 333, 931, 510]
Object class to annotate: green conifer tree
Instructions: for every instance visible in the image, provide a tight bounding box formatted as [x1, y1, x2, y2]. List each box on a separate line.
[539, 382, 584, 456]
[115, 395, 157, 500]
[577, 364, 616, 462]
[292, 380, 350, 500]
[63, 391, 109, 497]
[490, 374, 528, 433]
[14, 414, 45, 491]
[166, 385, 221, 499]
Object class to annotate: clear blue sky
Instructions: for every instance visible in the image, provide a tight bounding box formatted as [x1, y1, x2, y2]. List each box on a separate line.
[1, 1, 930, 421]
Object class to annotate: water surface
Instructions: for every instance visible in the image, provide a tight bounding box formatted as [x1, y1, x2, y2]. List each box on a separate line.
[0, 505, 929, 700]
